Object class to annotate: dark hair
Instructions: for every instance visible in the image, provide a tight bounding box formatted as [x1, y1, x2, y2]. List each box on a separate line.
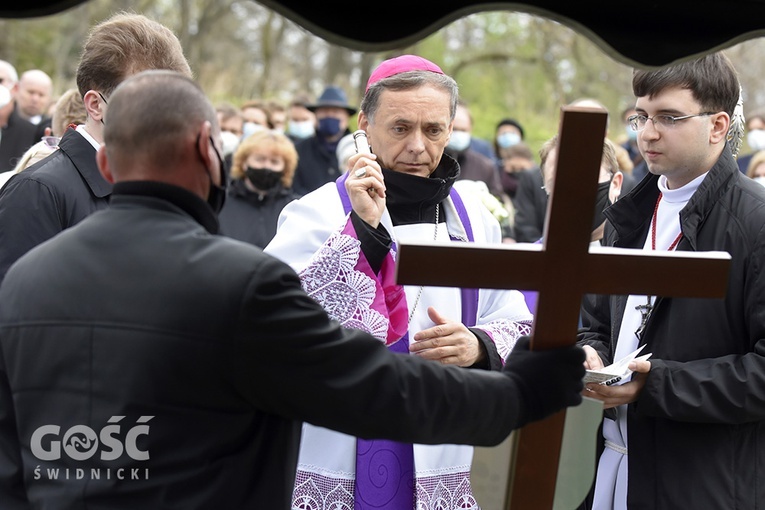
[632, 52, 739, 116]
[496, 118, 525, 139]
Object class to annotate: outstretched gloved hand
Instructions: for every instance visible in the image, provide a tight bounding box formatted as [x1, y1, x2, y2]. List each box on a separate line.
[502, 336, 585, 428]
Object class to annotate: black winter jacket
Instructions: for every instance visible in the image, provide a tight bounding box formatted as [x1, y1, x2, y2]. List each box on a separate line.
[0, 181, 532, 509]
[579, 146, 765, 509]
[218, 178, 299, 248]
[291, 130, 350, 195]
[0, 128, 111, 285]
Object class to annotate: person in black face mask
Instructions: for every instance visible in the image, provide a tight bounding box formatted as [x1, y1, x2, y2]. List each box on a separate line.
[218, 129, 300, 248]
[265, 54, 541, 510]
[290, 85, 356, 196]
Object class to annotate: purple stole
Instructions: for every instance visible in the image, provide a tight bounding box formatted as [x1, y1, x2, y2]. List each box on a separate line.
[335, 174, 478, 509]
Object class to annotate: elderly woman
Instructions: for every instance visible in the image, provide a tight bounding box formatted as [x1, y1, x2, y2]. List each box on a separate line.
[218, 129, 300, 248]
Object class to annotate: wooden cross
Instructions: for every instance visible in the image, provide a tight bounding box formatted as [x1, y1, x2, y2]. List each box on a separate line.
[395, 106, 731, 509]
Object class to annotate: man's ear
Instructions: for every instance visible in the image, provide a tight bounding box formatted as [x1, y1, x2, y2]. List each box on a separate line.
[710, 112, 731, 144]
[196, 121, 215, 170]
[83, 90, 105, 123]
[357, 111, 369, 132]
[610, 171, 623, 203]
[96, 145, 114, 184]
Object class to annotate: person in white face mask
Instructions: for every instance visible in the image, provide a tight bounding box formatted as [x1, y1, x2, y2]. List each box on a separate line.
[285, 94, 315, 144]
[444, 101, 504, 197]
[736, 111, 765, 173]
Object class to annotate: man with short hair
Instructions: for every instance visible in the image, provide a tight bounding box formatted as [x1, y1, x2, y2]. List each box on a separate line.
[0, 60, 40, 174]
[0, 68, 585, 510]
[0, 12, 192, 285]
[267, 55, 536, 510]
[15, 69, 53, 125]
[580, 52, 765, 509]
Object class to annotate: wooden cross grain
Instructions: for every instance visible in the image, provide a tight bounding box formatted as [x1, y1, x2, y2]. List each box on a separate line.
[395, 106, 731, 509]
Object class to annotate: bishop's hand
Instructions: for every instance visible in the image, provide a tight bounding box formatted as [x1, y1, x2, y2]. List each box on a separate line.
[410, 306, 484, 366]
[346, 152, 385, 228]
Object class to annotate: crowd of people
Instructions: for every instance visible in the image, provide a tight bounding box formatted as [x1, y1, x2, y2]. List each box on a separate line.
[0, 10, 764, 510]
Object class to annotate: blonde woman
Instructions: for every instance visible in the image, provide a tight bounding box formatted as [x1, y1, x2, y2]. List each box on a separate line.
[218, 129, 300, 248]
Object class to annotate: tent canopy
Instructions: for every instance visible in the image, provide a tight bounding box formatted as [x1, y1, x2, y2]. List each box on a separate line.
[4, 0, 765, 68]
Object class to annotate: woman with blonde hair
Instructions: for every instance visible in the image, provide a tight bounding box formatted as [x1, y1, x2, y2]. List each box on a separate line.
[218, 129, 300, 248]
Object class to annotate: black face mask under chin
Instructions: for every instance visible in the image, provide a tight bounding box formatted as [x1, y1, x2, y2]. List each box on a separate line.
[204, 135, 228, 213]
[591, 179, 612, 232]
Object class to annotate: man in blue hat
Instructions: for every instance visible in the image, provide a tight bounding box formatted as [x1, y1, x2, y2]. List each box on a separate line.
[291, 85, 357, 195]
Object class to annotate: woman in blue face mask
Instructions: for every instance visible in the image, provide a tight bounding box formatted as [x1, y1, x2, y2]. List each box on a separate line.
[217, 130, 301, 249]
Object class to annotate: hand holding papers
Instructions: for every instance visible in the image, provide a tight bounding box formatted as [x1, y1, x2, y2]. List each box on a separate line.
[584, 345, 652, 386]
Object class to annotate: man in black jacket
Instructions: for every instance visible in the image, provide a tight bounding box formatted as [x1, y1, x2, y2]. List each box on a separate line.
[0, 70, 585, 510]
[0, 60, 41, 174]
[580, 52, 765, 509]
[0, 13, 192, 285]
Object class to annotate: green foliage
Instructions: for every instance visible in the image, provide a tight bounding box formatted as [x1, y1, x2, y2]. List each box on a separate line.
[1, 0, 761, 162]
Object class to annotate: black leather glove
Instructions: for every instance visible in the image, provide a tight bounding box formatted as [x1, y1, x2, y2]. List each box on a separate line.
[503, 336, 585, 428]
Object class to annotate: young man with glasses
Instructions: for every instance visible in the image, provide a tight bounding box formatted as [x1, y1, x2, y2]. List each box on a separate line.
[578, 52, 765, 509]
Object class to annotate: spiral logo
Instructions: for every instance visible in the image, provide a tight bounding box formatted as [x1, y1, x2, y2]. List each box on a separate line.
[62, 425, 98, 461]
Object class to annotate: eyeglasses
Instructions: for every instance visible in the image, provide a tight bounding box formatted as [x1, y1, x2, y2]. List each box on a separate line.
[628, 112, 716, 132]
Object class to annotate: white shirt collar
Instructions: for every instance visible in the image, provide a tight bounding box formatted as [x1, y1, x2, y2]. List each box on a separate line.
[75, 124, 101, 151]
[657, 172, 707, 204]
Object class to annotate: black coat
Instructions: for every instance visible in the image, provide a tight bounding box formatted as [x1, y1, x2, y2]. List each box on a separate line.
[0, 128, 111, 285]
[448, 147, 504, 198]
[0, 181, 531, 509]
[218, 179, 299, 248]
[579, 147, 765, 509]
[512, 166, 547, 242]
[291, 131, 350, 195]
[0, 106, 44, 174]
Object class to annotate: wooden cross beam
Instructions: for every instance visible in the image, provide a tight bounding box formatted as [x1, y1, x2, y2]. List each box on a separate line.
[395, 106, 731, 509]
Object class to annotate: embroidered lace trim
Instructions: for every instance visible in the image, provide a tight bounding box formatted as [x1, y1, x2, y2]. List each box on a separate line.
[292, 470, 479, 510]
[478, 318, 533, 361]
[299, 231, 389, 340]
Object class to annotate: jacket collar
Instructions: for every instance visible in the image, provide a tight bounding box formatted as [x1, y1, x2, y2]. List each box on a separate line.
[111, 181, 219, 234]
[58, 128, 113, 198]
[606, 144, 738, 249]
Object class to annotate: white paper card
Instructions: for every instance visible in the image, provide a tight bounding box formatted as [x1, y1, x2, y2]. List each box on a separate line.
[584, 345, 652, 385]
